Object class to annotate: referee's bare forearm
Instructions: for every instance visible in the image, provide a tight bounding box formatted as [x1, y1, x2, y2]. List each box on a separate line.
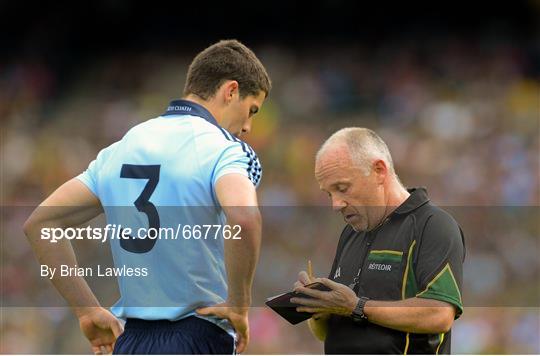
[364, 297, 455, 333]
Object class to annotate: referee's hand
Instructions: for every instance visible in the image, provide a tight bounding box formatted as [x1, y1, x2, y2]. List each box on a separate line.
[77, 307, 124, 355]
[196, 303, 249, 354]
[294, 270, 314, 289]
[294, 271, 329, 320]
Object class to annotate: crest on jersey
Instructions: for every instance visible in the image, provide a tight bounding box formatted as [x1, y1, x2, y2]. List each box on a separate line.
[334, 266, 341, 279]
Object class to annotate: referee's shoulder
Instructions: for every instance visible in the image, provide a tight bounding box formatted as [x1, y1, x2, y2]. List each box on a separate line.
[423, 203, 460, 228]
[420, 203, 464, 246]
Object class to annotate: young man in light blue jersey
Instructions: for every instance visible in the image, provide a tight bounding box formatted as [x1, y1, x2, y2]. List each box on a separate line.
[24, 39, 271, 354]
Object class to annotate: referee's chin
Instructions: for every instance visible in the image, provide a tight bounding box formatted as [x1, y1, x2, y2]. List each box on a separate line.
[350, 224, 365, 232]
[345, 217, 367, 232]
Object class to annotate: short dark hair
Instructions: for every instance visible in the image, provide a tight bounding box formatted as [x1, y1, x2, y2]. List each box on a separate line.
[183, 39, 271, 100]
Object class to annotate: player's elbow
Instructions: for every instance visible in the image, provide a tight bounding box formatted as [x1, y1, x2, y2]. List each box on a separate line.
[23, 210, 50, 240]
[23, 215, 38, 237]
[226, 207, 262, 234]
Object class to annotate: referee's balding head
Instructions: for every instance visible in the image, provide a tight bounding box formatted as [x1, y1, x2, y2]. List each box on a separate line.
[315, 128, 409, 231]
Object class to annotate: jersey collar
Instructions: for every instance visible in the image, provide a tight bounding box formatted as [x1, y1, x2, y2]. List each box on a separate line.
[391, 187, 430, 216]
[162, 99, 220, 128]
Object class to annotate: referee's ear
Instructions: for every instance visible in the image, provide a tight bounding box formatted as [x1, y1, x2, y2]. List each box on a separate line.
[372, 159, 388, 184]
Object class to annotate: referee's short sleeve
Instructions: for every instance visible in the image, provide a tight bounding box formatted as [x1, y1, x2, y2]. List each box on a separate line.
[212, 141, 262, 188]
[414, 210, 465, 318]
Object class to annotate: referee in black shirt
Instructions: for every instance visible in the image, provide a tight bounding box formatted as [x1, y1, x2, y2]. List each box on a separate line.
[292, 128, 465, 354]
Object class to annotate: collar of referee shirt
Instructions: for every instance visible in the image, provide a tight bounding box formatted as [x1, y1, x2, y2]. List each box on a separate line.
[368, 187, 430, 231]
[391, 187, 430, 216]
[162, 99, 220, 128]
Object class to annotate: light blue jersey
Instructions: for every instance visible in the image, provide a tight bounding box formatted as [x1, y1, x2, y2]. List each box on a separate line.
[76, 100, 261, 329]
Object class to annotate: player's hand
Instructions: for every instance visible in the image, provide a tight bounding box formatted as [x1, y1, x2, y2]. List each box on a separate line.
[291, 278, 359, 317]
[293, 270, 314, 289]
[196, 303, 249, 354]
[77, 307, 124, 355]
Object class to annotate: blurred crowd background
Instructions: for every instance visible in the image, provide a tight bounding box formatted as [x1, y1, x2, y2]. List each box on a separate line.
[1, 1, 539, 354]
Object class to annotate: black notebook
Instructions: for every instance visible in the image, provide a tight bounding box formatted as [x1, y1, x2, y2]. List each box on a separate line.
[265, 282, 332, 325]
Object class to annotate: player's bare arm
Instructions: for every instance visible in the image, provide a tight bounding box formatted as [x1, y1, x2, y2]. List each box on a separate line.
[23, 178, 123, 354]
[197, 173, 262, 353]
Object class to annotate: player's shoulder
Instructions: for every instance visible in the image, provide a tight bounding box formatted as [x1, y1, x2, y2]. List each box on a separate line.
[118, 117, 160, 140]
[95, 140, 121, 160]
[191, 116, 231, 141]
[192, 118, 258, 155]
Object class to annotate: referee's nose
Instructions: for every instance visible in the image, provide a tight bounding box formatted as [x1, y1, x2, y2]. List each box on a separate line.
[332, 196, 346, 212]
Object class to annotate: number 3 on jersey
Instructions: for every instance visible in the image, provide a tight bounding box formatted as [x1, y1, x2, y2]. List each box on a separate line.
[120, 164, 161, 253]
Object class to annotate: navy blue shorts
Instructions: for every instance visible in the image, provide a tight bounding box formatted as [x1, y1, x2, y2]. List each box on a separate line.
[113, 317, 235, 354]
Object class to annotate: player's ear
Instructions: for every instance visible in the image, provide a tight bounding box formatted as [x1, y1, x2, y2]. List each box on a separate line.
[223, 80, 239, 104]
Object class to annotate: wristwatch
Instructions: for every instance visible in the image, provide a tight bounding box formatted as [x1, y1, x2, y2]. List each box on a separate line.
[351, 296, 370, 322]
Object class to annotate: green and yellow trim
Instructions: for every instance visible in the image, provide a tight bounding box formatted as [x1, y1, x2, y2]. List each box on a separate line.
[368, 250, 403, 263]
[401, 240, 417, 300]
[435, 332, 445, 354]
[370, 249, 404, 256]
[403, 332, 410, 355]
[416, 262, 463, 316]
[401, 240, 417, 355]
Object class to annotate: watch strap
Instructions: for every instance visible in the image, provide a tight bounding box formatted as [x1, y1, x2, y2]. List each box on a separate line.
[352, 296, 370, 322]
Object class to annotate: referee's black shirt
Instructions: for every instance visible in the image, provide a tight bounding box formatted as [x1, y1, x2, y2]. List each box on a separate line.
[325, 188, 465, 354]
